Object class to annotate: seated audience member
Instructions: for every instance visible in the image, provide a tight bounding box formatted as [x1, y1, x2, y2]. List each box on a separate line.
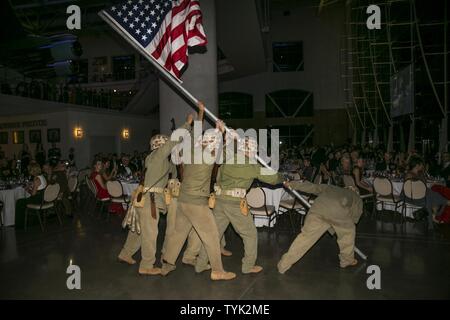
[404, 156, 449, 224]
[335, 155, 352, 187]
[90, 160, 124, 214]
[301, 158, 315, 182]
[117, 155, 136, 177]
[15, 163, 47, 228]
[376, 152, 396, 172]
[102, 158, 117, 181]
[130, 150, 143, 172]
[50, 161, 72, 217]
[352, 157, 373, 195]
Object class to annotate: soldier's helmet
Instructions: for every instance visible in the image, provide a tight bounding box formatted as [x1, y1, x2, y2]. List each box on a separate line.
[197, 129, 222, 152]
[224, 128, 240, 146]
[150, 134, 169, 151]
[238, 136, 258, 157]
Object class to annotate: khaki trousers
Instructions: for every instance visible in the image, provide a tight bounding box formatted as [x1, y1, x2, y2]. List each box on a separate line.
[278, 213, 355, 272]
[197, 199, 257, 273]
[161, 198, 203, 261]
[119, 193, 160, 269]
[162, 201, 224, 272]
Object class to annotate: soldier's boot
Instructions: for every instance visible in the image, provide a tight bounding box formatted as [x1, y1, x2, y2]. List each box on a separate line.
[161, 262, 176, 276]
[195, 263, 211, 273]
[340, 258, 358, 268]
[221, 248, 232, 257]
[210, 270, 236, 281]
[117, 254, 136, 265]
[138, 267, 161, 276]
[182, 257, 197, 267]
[242, 265, 263, 274]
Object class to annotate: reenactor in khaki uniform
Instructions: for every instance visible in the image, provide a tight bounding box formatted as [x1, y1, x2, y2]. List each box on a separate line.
[195, 135, 282, 274]
[117, 114, 194, 276]
[277, 180, 364, 274]
[161, 119, 236, 281]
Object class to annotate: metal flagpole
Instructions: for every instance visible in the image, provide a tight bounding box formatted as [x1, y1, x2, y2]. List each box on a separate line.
[99, 11, 368, 261]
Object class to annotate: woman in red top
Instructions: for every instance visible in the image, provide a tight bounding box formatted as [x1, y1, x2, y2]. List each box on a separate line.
[90, 160, 124, 214]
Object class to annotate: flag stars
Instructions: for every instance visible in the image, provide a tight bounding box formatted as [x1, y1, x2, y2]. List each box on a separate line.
[124, 17, 129, 22]
[150, 10, 155, 16]
[142, 35, 147, 41]
[136, 29, 141, 35]
[157, 16, 161, 21]
[145, 4, 149, 10]
[129, 23, 135, 28]
[156, 4, 160, 10]
[141, 23, 146, 28]
[151, 22, 157, 28]
[111, 6, 116, 11]
[117, 11, 123, 17]
[128, 11, 133, 16]
[122, 5, 127, 10]
[145, 16, 150, 22]
[134, 17, 140, 22]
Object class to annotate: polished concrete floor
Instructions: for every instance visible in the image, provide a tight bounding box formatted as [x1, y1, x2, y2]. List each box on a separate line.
[1, 203, 450, 300]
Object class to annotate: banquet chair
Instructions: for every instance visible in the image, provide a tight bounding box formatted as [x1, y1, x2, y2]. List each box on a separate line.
[88, 178, 111, 219]
[373, 177, 403, 217]
[106, 180, 130, 210]
[67, 175, 78, 209]
[400, 179, 427, 221]
[278, 191, 306, 233]
[342, 175, 374, 202]
[25, 183, 61, 232]
[84, 176, 96, 215]
[246, 187, 277, 228]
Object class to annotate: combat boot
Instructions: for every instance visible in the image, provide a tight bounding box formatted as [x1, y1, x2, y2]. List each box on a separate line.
[210, 271, 236, 281]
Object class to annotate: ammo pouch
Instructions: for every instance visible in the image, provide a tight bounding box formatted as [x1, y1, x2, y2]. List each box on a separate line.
[240, 198, 249, 216]
[133, 185, 145, 208]
[208, 193, 216, 209]
[164, 188, 172, 205]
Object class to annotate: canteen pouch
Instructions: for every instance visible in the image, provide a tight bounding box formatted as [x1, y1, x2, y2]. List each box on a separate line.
[240, 198, 249, 216]
[133, 186, 145, 208]
[208, 193, 216, 209]
[172, 181, 181, 197]
[164, 188, 172, 205]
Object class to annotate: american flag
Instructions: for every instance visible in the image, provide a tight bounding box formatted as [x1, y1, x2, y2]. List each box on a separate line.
[100, 0, 207, 79]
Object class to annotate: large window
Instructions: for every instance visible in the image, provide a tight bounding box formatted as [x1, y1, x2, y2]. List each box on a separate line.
[69, 59, 88, 83]
[268, 124, 314, 148]
[265, 89, 313, 118]
[219, 92, 253, 119]
[92, 56, 108, 82]
[273, 42, 304, 72]
[112, 55, 135, 81]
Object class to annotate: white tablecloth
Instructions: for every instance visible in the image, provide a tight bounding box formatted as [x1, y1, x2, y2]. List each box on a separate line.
[120, 182, 139, 196]
[0, 187, 27, 227]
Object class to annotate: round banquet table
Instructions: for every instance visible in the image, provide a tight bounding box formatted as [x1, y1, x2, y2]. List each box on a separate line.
[120, 181, 139, 196]
[0, 187, 28, 227]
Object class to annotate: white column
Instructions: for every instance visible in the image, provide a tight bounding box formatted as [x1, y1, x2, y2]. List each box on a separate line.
[159, 0, 218, 135]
